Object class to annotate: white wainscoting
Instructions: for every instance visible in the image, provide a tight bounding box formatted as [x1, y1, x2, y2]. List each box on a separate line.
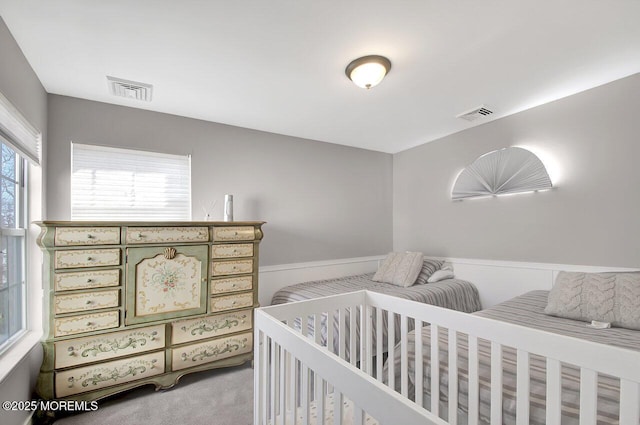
[260, 255, 639, 309]
[258, 255, 384, 307]
[445, 257, 639, 308]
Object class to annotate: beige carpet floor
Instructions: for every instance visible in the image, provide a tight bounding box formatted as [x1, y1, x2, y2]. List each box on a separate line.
[54, 364, 253, 425]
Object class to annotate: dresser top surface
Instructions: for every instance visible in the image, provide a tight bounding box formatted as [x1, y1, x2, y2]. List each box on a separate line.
[36, 221, 265, 227]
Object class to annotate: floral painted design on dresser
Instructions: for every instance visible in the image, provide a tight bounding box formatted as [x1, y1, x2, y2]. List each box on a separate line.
[151, 264, 186, 294]
[136, 253, 202, 316]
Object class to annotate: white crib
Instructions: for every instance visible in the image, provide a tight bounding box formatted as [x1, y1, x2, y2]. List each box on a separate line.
[254, 290, 640, 425]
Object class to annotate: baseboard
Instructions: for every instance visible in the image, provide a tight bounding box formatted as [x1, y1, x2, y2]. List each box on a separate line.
[258, 255, 384, 306]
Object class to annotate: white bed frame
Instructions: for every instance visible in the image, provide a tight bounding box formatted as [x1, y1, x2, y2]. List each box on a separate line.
[254, 290, 640, 425]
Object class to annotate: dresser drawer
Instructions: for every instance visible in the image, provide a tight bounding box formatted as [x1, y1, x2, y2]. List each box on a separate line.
[54, 289, 120, 315]
[55, 227, 121, 246]
[172, 310, 252, 345]
[54, 269, 120, 292]
[55, 351, 164, 397]
[55, 324, 165, 368]
[54, 248, 121, 269]
[125, 226, 209, 244]
[54, 311, 120, 337]
[211, 259, 253, 276]
[211, 276, 253, 295]
[210, 292, 253, 313]
[211, 243, 254, 259]
[213, 226, 255, 242]
[171, 332, 252, 371]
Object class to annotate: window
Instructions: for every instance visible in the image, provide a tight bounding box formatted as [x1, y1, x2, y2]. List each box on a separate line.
[0, 91, 39, 356]
[71, 143, 191, 220]
[0, 143, 27, 351]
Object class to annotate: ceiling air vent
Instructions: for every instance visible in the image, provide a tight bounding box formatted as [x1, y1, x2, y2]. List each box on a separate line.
[456, 105, 493, 122]
[107, 76, 153, 102]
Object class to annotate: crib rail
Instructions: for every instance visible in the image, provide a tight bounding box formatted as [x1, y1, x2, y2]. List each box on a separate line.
[254, 290, 640, 425]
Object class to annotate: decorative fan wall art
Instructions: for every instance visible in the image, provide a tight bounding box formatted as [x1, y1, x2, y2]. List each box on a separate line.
[452, 147, 552, 200]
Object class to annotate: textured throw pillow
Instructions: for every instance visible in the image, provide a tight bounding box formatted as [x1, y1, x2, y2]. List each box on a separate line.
[372, 252, 424, 287]
[545, 271, 640, 330]
[427, 269, 455, 283]
[414, 258, 445, 285]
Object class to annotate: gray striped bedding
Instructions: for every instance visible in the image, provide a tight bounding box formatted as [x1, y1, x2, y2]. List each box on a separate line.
[271, 273, 481, 358]
[271, 272, 482, 313]
[387, 290, 640, 425]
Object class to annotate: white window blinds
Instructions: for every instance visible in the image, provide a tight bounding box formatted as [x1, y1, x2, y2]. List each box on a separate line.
[0, 91, 41, 165]
[71, 143, 191, 221]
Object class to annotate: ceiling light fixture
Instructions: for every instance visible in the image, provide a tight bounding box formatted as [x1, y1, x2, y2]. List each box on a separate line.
[345, 55, 391, 89]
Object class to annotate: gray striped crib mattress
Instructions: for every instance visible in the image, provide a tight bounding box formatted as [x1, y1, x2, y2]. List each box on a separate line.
[386, 290, 640, 425]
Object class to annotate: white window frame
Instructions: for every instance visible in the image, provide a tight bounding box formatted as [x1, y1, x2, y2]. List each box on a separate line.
[70, 143, 192, 221]
[0, 91, 42, 381]
[0, 145, 28, 354]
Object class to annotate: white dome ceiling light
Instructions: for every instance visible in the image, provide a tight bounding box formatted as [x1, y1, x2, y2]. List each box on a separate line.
[345, 55, 392, 89]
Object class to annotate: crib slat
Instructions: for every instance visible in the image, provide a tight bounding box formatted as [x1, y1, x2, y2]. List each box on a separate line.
[317, 376, 325, 425]
[334, 391, 343, 425]
[388, 310, 396, 391]
[448, 328, 458, 425]
[516, 349, 530, 425]
[468, 335, 479, 425]
[327, 310, 335, 353]
[354, 404, 364, 425]
[301, 314, 308, 337]
[376, 308, 383, 381]
[365, 305, 373, 375]
[490, 342, 503, 425]
[339, 308, 346, 360]
[314, 314, 321, 345]
[255, 330, 265, 425]
[274, 346, 287, 425]
[546, 358, 562, 425]
[302, 364, 310, 425]
[401, 314, 409, 397]
[579, 368, 597, 425]
[415, 320, 423, 405]
[290, 355, 297, 425]
[620, 379, 640, 425]
[350, 306, 357, 365]
[430, 324, 440, 416]
[270, 339, 277, 425]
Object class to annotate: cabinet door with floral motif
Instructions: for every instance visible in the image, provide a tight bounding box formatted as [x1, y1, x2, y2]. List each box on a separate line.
[125, 245, 208, 324]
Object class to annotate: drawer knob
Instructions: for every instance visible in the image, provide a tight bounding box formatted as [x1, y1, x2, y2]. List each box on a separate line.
[137, 233, 145, 238]
[86, 321, 94, 327]
[67, 346, 76, 356]
[234, 231, 238, 236]
[86, 257, 93, 261]
[85, 300, 93, 305]
[150, 331, 158, 341]
[150, 359, 157, 369]
[86, 234, 94, 239]
[86, 278, 93, 283]
[181, 353, 188, 361]
[232, 301, 237, 305]
[232, 283, 237, 288]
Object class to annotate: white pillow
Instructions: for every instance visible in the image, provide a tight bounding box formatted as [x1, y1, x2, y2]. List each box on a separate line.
[427, 269, 455, 283]
[372, 252, 424, 287]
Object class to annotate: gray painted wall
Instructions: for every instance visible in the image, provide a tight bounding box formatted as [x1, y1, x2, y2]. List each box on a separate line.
[394, 73, 640, 268]
[46, 95, 394, 266]
[0, 16, 47, 425]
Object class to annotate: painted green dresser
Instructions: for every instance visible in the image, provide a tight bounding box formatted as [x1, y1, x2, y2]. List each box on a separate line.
[35, 221, 264, 401]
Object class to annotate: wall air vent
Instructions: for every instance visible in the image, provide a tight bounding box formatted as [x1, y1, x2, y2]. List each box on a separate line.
[456, 105, 493, 122]
[107, 76, 153, 102]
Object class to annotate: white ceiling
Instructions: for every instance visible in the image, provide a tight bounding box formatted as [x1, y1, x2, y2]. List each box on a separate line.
[1, 1, 639, 153]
